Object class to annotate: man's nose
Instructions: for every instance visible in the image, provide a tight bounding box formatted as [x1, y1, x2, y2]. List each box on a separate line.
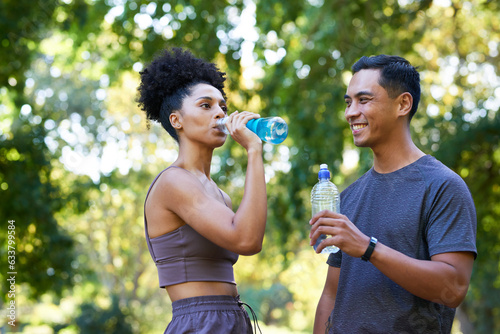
[344, 103, 360, 121]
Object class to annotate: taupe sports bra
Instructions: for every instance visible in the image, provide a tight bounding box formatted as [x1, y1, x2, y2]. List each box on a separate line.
[144, 166, 238, 288]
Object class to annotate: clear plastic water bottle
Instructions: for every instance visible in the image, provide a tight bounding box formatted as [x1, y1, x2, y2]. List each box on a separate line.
[216, 116, 288, 144]
[311, 164, 340, 254]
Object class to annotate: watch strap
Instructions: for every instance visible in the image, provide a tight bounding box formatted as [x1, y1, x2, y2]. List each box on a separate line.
[361, 237, 378, 262]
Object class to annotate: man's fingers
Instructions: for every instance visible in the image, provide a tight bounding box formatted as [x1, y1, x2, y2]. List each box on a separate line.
[310, 225, 335, 245]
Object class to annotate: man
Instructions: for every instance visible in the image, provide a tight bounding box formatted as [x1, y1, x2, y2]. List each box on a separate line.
[309, 55, 477, 333]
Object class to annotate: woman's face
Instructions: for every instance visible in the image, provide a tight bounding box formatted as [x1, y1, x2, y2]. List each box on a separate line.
[173, 83, 228, 146]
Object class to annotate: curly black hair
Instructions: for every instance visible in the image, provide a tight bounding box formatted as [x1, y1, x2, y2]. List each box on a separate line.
[137, 47, 227, 142]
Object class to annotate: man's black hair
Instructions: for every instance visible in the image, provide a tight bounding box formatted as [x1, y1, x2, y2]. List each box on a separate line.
[352, 55, 421, 120]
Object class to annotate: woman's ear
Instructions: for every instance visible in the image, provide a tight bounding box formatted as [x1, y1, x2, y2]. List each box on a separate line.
[170, 112, 182, 130]
[398, 92, 413, 118]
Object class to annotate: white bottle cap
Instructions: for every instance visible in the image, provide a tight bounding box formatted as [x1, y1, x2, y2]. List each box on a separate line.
[320, 163, 328, 169]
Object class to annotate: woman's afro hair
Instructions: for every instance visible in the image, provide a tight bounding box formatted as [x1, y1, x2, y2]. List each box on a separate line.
[137, 47, 227, 124]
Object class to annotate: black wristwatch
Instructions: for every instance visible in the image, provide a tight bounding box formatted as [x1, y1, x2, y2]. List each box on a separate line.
[361, 236, 378, 262]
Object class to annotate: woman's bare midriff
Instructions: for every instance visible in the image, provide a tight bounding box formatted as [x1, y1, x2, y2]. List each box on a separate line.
[166, 281, 238, 302]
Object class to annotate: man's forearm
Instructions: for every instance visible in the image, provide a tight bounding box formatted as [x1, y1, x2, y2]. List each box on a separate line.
[314, 295, 335, 334]
[370, 242, 474, 308]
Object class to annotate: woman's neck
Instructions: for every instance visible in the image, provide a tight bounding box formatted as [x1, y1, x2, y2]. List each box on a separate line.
[175, 142, 214, 178]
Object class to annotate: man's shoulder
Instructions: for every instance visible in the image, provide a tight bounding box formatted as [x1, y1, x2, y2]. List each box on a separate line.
[414, 155, 466, 188]
[340, 155, 469, 197]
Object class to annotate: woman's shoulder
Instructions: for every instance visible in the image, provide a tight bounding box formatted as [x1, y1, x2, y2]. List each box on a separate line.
[155, 166, 203, 191]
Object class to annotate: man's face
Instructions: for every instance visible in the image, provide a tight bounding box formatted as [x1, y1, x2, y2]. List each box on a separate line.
[344, 69, 401, 149]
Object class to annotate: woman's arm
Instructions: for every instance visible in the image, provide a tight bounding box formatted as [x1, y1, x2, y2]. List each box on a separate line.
[159, 112, 267, 255]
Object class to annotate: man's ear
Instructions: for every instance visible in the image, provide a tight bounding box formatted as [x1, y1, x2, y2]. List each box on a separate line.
[170, 112, 182, 130]
[398, 92, 413, 118]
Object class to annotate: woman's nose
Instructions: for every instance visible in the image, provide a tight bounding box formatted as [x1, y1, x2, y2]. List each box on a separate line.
[215, 106, 226, 118]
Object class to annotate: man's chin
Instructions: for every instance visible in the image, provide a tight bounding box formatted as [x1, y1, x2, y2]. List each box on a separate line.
[353, 140, 368, 148]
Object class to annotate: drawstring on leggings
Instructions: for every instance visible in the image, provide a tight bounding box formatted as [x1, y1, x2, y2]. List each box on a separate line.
[236, 295, 262, 334]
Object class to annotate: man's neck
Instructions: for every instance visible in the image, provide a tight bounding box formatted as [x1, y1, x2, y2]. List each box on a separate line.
[372, 139, 425, 174]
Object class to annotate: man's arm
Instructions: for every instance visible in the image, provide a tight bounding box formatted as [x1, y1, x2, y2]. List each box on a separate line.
[369, 243, 474, 308]
[310, 211, 475, 308]
[314, 266, 340, 334]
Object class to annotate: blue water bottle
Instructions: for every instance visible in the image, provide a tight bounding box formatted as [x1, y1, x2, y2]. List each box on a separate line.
[217, 116, 288, 144]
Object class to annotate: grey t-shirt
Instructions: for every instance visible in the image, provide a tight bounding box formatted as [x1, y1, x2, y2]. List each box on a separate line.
[327, 155, 477, 334]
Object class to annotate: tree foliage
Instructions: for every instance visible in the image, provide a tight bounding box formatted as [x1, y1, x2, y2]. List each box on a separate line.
[1, 0, 499, 332]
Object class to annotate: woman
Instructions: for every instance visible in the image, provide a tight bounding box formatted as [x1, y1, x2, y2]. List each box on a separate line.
[137, 47, 266, 333]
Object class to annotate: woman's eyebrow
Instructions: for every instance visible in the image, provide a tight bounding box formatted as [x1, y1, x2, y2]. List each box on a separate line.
[195, 96, 227, 104]
[195, 96, 213, 101]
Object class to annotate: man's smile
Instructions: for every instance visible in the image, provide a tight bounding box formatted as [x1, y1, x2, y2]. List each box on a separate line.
[351, 124, 367, 131]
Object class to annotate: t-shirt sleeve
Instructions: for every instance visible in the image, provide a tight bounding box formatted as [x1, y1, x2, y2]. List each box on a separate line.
[425, 173, 477, 259]
[327, 251, 342, 267]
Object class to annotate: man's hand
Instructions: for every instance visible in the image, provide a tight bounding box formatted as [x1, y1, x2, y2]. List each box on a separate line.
[309, 210, 369, 257]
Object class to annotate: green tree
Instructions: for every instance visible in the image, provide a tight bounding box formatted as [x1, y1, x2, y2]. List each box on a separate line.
[412, 2, 500, 331]
[1, 0, 499, 332]
[249, 0, 500, 331]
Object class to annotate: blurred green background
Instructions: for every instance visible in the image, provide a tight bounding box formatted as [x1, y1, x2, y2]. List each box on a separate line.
[1, 0, 499, 333]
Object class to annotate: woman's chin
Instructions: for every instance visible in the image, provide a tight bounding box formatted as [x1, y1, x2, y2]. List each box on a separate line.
[213, 136, 227, 148]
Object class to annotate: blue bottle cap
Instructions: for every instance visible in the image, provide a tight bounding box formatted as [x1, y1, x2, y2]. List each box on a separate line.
[318, 164, 330, 179]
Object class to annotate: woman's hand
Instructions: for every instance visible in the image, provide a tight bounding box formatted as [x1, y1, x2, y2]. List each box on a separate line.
[224, 111, 262, 151]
